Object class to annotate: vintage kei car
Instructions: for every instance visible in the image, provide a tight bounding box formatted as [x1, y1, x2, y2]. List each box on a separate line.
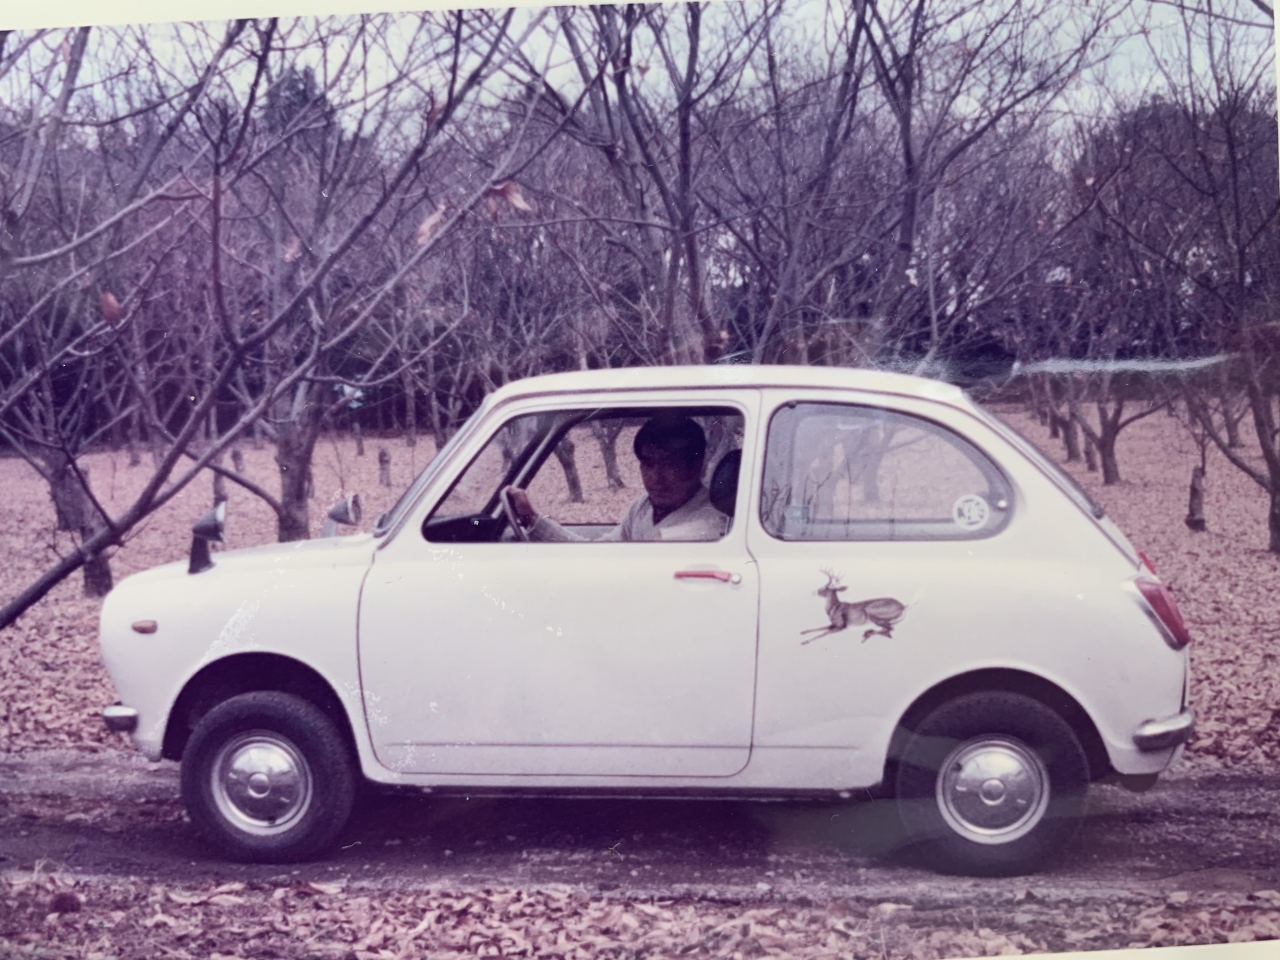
[98, 365, 1193, 875]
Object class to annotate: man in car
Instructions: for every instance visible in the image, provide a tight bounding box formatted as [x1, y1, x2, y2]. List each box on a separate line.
[505, 415, 729, 542]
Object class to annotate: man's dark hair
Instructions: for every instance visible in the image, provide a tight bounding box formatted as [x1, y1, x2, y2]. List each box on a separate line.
[633, 415, 706, 463]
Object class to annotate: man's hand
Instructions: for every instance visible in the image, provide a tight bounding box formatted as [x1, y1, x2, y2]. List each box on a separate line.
[503, 487, 539, 528]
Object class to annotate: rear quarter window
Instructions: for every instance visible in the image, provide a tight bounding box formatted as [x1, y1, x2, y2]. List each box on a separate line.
[761, 402, 1012, 541]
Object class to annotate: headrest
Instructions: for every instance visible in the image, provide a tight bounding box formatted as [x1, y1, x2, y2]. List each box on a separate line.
[709, 449, 741, 517]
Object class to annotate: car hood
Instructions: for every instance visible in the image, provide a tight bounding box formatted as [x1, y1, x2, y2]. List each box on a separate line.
[115, 532, 379, 590]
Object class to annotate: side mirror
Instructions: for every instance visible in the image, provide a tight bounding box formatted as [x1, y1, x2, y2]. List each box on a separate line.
[188, 501, 226, 574]
[320, 493, 362, 538]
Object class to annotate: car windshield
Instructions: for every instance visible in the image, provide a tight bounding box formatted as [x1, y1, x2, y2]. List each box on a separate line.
[973, 404, 1106, 520]
[372, 397, 492, 536]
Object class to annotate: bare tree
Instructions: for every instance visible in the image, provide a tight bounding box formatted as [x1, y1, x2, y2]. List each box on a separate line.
[0, 10, 534, 627]
[529, 3, 777, 365]
[1094, 6, 1280, 545]
[0, 24, 239, 595]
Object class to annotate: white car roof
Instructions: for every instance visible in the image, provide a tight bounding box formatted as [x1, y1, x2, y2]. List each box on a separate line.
[489, 364, 966, 405]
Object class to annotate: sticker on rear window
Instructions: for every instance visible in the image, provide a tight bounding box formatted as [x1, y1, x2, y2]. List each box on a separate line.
[952, 494, 990, 530]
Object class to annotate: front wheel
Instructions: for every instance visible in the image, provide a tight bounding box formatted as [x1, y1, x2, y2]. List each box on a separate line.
[894, 691, 1089, 876]
[181, 691, 356, 863]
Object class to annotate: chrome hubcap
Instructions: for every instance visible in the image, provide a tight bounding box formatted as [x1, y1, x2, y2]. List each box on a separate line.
[211, 733, 312, 836]
[936, 737, 1049, 845]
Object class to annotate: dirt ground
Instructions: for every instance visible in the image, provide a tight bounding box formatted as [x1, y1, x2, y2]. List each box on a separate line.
[7, 752, 1280, 959]
[2, 402, 1280, 958]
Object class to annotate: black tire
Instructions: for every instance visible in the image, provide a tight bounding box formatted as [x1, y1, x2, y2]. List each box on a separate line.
[180, 691, 356, 863]
[894, 691, 1089, 876]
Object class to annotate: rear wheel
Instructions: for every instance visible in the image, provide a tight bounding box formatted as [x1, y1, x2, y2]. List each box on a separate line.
[181, 691, 355, 862]
[894, 691, 1088, 875]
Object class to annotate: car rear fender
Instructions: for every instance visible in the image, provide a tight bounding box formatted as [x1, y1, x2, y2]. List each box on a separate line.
[884, 668, 1111, 787]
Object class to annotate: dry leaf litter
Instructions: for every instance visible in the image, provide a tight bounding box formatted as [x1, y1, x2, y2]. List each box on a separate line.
[7, 870, 1280, 959]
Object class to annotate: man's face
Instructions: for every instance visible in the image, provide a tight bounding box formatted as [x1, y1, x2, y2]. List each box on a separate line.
[637, 444, 703, 511]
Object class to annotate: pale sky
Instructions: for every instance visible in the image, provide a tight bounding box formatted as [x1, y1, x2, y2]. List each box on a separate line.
[3, 0, 509, 30]
[6, 0, 1273, 94]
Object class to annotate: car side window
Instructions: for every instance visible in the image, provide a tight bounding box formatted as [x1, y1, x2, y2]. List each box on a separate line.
[525, 421, 643, 528]
[425, 407, 745, 543]
[761, 402, 1011, 541]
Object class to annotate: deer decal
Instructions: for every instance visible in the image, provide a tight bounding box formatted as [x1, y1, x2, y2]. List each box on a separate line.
[800, 569, 906, 645]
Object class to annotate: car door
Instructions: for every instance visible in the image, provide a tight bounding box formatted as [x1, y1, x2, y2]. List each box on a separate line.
[747, 393, 1017, 788]
[357, 393, 761, 779]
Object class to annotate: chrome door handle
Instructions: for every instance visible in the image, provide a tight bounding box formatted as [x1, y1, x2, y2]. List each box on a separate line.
[674, 570, 742, 585]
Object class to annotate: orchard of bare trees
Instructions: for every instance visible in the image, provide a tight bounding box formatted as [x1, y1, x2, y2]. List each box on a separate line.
[0, 0, 1275, 628]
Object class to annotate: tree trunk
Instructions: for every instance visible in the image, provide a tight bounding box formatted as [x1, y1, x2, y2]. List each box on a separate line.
[378, 446, 392, 487]
[1243, 376, 1280, 554]
[1056, 414, 1080, 462]
[213, 466, 228, 505]
[46, 456, 113, 596]
[49, 459, 83, 533]
[354, 421, 365, 457]
[1223, 396, 1243, 448]
[1219, 366, 1243, 447]
[209, 413, 227, 504]
[1099, 440, 1121, 485]
[149, 422, 165, 471]
[1096, 421, 1122, 485]
[127, 412, 142, 467]
[275, 426, 316, 542]
[402, 368, 417, 448]
[1082, 435, 1097, 472]
[1269, 485, 1280, 555]
[861, 424, 897, 504]
[428, 391, 448, 450]
[552, 437, 584, 503]
[80, 531, 114, 598]
[1185, 466, 1206, 532]
[591, 421, 626, 490]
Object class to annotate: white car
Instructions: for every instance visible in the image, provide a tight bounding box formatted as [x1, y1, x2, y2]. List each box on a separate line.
[99, 366, 1193, 875]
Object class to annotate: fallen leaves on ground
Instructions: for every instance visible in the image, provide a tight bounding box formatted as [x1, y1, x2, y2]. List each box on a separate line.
[3, 870, 1279, 959]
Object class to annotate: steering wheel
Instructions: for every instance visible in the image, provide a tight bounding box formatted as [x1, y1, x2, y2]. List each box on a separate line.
[500, 488, 530, 542]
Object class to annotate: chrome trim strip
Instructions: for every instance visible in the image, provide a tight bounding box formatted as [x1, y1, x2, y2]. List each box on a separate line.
[1133, 708, 1195, 751]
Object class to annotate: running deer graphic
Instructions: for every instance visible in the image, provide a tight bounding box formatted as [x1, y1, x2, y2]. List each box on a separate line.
[800, 569, 906, 644]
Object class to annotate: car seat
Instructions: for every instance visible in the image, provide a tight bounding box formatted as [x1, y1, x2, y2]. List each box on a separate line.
[709, 449, 741, 517]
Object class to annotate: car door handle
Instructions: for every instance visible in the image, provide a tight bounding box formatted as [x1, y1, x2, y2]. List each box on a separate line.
[674, 569, 742, 585]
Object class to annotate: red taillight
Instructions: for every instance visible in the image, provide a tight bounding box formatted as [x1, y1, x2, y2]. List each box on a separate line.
[1136, 576, 1191, 650]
